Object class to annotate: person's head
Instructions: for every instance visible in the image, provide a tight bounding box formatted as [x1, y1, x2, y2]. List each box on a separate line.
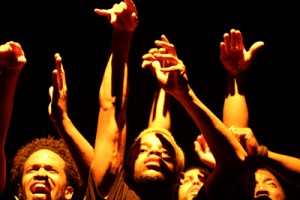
[253, 167, 286, 200]
[241, 163, 286, 200]
[126, 127, 185, 190]
[10, 136, 83, 200]
[177, 166, 210, 200]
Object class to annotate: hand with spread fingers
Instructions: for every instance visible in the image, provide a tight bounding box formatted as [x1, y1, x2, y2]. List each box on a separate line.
[220, 28, 264, 75]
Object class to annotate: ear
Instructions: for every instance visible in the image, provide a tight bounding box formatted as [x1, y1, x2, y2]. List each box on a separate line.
[177, 172, 185, 185]
[64, 186, 74, 200]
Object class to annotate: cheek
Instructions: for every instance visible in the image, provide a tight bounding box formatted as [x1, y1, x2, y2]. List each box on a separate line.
[134, 155, 145, 171]
[271, 188, 285, 199]
[21, 174, 31, 187]
[178, 184, 190, 196]
[47, 172, 67, 187]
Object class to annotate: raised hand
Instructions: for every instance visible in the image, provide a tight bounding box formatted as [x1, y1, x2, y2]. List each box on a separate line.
[194, 134, 216, 169]
[48, 53, 68, 122]
[0, 41, 26, 71]
[228, 126, 260, 157]
[142, 34, 188, 95]
[94, 0, 138, 32]
[220, 29, 264, 75]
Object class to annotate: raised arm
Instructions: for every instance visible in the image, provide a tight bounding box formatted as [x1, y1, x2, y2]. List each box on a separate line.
[144, 37, 172, 130]
[48, 53, 94, 185]
[221, 28, 264, 128]
[193, 29, 264, 171]
[90, 0, 138, 197]
[147, 87, 171, 130]
[0, 41, 26, 194]
[142, 34, 248, 199]
[221, 30, 300, 189]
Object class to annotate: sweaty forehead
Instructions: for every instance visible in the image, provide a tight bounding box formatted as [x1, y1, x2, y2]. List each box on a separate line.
[256, 169, 279, 181]
[25, 149, 66, 168]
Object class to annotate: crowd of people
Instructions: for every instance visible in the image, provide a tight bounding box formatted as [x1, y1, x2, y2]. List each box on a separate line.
[1, 0, 300, 199]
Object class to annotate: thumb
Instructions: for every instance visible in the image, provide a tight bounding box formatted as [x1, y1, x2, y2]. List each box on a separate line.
[152, 60, 162, 72]
[94, 8, 111, 19]
[248, 41, 264, 56]
[194, 141, 200, 151]
[49, 86, 54, 101]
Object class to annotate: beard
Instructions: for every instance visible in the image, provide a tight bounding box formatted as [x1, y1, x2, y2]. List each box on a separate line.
[131, 171, 177, 199]
[133, 172, 166, 186]
[133, 170, 167, 184]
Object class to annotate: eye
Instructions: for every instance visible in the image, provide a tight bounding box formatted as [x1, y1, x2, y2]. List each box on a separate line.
[26, 168, 37, 173]
[25, 166, 39, 173]
[266, 181, 277, 188]
[182, 176, 193, 184]
[46, 168, 59, 174]
[139, 147, 149, 154]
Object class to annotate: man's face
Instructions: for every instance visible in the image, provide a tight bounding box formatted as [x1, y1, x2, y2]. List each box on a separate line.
[254, 168, 285, 200]
[133, 132, 176, 183]
[20, 149, 73, 200]
[178, 168, 206, 200]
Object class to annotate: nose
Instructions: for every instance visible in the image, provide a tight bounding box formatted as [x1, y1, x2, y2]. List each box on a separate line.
[35, 168, 48, 179]
[148, 147, 162, 157]
[193, 178, 200, 185]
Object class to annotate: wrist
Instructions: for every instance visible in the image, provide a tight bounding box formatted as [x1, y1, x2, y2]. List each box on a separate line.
[256, 145, 268, 162]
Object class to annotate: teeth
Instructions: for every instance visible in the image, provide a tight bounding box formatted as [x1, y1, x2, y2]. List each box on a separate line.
[32, 193, 47, 198]
[32, 183, 49, 193]
[35, 183, 46, 187]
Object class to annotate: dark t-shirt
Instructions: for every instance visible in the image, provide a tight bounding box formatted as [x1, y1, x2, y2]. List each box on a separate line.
[85, 168, 141, 200]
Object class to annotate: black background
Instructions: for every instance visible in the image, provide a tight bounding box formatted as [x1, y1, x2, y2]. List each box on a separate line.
[2, 0, 300, 198]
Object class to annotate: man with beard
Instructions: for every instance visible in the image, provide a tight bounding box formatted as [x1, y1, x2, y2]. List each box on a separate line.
[48, 0, 185, 199]
[84, 1, 185, 197]
[9, 136, 84, 200]
[85, 3, 248, 197]
[0, 41, 84, 199]
[48, 1, 260, 199]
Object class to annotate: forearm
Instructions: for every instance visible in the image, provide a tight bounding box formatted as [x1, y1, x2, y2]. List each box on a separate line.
[264, 150, 300, 187]
[174, 86, 247, 200]
[52, 115, 94, 185]
[0, 69, 21, 149]
[92, 28, 131, 196]
[111, 30, 133, 66]
[0, 69, 21, 194]
[173, 86, 247, 161]
[223, 74, 248, 128]
[148, 87, 171, 130]
[101, 29, 132, 123]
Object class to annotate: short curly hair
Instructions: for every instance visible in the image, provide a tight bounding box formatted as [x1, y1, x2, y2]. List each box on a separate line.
[10, 135, 84, 199]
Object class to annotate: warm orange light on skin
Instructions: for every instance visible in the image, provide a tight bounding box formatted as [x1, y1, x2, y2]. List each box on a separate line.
[21, 149, 73, 200]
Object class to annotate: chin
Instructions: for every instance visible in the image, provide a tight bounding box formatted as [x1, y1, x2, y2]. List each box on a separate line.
[134, 171, 165, 184]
